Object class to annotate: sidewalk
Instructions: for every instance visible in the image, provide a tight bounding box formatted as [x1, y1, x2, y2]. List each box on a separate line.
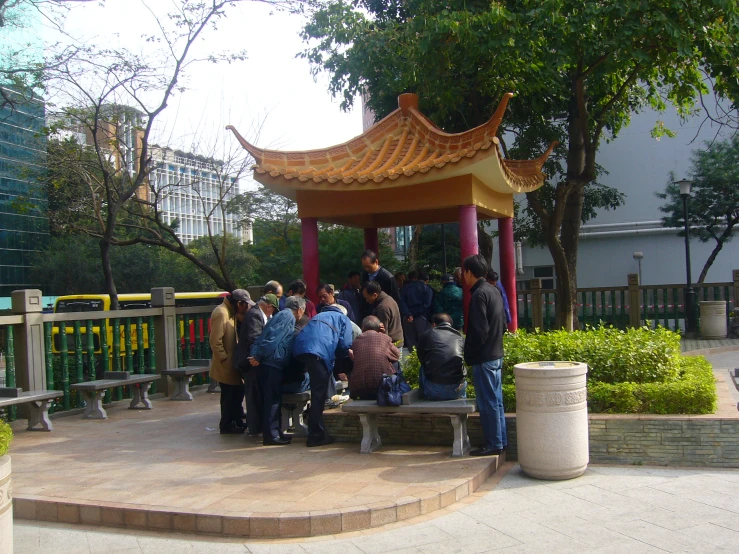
[15, 463, 739, 553]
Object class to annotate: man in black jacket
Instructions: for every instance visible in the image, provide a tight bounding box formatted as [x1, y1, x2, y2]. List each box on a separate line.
[462, 254, 507, 457]
[235, 294, 278, 435]
[360, 249, 400, 318]
[417, 313, 466, 400]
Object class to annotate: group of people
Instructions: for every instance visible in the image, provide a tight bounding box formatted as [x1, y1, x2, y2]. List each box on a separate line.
[209, 249, 510, 457]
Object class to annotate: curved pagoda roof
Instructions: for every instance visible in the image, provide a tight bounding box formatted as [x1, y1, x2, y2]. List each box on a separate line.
[227, 93, 555, 227]
[228, 93, 555, 194]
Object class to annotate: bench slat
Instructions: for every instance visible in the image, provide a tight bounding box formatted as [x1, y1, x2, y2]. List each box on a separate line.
[342, 399, 477, 415]
[71, 374, 159, 391]
[161, 367, 210, 377]
[0, 390, 61, 407]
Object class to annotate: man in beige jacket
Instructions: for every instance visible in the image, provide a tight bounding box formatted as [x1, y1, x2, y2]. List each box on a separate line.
[210, 290, 253, 434]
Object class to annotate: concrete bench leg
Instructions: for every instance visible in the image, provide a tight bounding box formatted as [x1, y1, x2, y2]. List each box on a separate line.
[359, 413, 382, 453]
[27, 399, 54, 431]
[280, 400, 309, 436]
[450, 414, 471, 457]
[170, 376, 194, 401]
[82, 391, 108, 419]
[207, 378, 219, 393]
[129, 383, 153, 410]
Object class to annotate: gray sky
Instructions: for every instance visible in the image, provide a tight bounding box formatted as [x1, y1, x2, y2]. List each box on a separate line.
[39, 0, 363, 182]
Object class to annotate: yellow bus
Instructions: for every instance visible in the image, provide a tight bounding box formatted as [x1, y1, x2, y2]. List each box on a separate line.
[51, 292, 228, 355]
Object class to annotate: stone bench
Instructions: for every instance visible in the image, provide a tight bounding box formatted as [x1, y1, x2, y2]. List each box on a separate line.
[0, 389, 61, 432]
[342, 389, 477, 457]
[161, 361, 211, 401]
[70, 373, 160, 419]
[280, 381, 347, 437]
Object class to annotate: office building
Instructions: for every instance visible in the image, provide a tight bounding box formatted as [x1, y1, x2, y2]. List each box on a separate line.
[0, 85, 48, 296]
[149, 146, 251, 245]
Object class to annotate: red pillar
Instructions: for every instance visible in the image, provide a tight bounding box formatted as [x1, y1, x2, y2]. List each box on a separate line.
[364, 228, 379, 254]
[301, 217, 320, 304]
[498, 217, 518, 332]
[459, 205, 479, 329]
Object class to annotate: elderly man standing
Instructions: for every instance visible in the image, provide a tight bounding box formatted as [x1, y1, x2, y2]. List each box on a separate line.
[293, 304, 353, 447]
[236, 293, 279, 436]
[349, 316, 400, 400]
[362, 281, 404, 346]
[210, 290, 254, 435]
[248, 296, 305, 445]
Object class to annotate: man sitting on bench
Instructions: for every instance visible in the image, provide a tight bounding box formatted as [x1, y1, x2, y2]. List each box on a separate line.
[348, 316, 400, 400]
[416, 313, 467, 400]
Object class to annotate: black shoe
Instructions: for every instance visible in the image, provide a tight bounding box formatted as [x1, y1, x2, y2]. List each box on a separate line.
[220, 424, 245, 435]
[306, 435, 336, 448]
[263, 437, 291, 446]
[470, 447, 503, 457]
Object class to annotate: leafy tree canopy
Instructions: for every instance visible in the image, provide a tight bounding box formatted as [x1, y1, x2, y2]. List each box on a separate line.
[301, 0, 739, 329]
[657, 137, 739, 283]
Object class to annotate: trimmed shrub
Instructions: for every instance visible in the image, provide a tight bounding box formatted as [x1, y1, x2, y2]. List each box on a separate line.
[588, 356, 717, 414]
[401, 327, 716, 414]
[504, 326, 681, 384]
[0, 419, 12, 457]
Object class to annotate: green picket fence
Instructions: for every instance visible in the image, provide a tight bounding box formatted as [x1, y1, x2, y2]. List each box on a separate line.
[517, 282, 735, 332]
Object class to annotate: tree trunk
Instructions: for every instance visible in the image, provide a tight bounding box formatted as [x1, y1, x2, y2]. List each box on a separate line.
[546, 233, 575, 331]
[100, 238, 119, 310]
[560, 185, 585, 330]
[478, 223, 493, 266]
[408, 225, 423, 269]
[697, 225, 736, 284]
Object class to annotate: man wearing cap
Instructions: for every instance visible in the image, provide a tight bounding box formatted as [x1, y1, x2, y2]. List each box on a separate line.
[238, 293, 279, 436]
[248, 295, 306, 445]
[210, 290, 254, 435]
[433, 273, 464, 330]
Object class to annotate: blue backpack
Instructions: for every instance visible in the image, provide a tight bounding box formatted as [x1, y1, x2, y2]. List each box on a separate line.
[377, 373, 411, 407]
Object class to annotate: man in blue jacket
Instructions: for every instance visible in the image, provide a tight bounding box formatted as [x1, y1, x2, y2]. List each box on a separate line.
[293, 304, 354, 447]
[248, 296, 306, 446]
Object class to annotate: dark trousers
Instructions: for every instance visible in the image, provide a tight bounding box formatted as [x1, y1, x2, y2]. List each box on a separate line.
[245, 370, 263, 435]
[403, 315, 429, 349]
[219, 382, 243, 431]
[256, 364, 282, 441]
[297, 354, 330, 442]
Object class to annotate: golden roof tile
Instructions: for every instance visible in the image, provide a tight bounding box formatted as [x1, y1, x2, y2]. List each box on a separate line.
[226, 93, 556, 193]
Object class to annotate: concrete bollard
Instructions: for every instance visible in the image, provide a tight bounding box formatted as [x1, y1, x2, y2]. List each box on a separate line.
[699, 301, 727, 339]
[514, 361, 589, 480]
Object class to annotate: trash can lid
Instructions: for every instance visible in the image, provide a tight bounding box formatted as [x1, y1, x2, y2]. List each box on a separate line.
[513, 361, 588, 378]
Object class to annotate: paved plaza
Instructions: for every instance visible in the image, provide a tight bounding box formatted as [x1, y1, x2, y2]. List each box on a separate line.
[14, 463, 739, 553]
[9, 343, 739, 552]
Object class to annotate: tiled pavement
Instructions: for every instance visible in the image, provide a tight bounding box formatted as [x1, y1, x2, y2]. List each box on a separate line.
[8, 392, 496, 536]
[14, 463, 739, 553]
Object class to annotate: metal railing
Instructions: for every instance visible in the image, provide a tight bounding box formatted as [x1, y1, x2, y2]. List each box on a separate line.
[516, 270, 738, 332]
[1, 289, 217, 421]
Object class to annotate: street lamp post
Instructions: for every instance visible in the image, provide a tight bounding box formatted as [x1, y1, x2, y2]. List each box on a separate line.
[676, 179, 697, 334]
[633, 252, 644, 285]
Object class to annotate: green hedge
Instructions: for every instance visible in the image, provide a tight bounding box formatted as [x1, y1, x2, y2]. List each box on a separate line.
[503, 326, 681, 384]
[0, 420, 11, 457]
[401, 326, 717, 414]
[587, 356, 717, 414]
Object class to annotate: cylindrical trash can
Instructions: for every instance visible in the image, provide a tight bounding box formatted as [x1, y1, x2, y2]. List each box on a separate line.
[514, 361, 589, 480]
[0, 456, 12, 554]
[699, 301, 727, 339]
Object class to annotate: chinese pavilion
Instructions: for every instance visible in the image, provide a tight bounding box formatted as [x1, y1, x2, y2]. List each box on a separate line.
[227, 93, 555, 330]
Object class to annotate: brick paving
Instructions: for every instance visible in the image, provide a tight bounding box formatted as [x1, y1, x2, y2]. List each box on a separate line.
[14, 463, 739, 553]
[8, 390, 497, 537]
